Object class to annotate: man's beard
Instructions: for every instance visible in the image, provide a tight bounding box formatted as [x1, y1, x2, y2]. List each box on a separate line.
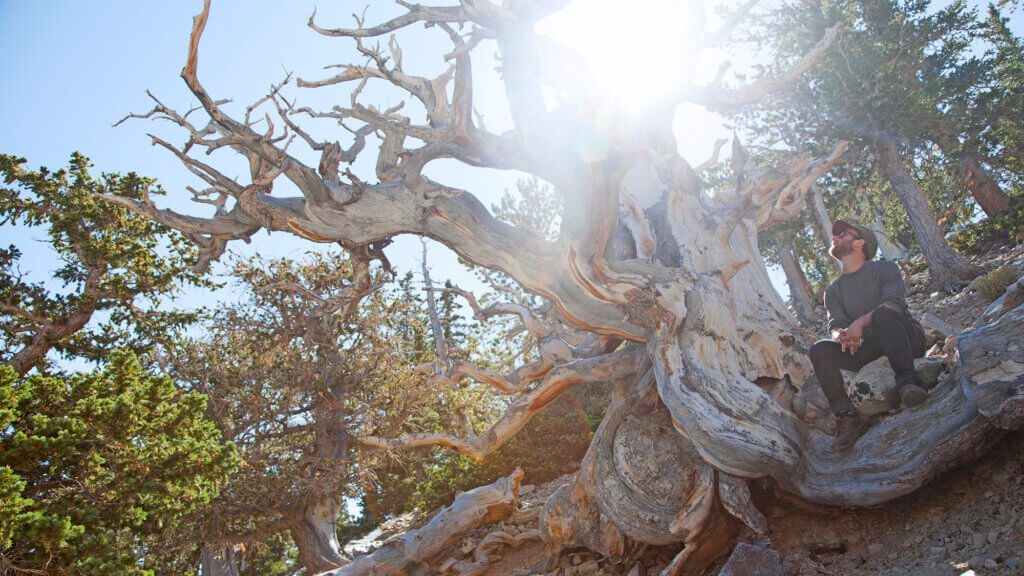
[830, 242, 852, 259]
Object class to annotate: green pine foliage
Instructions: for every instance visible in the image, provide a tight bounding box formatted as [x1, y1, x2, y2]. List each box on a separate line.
[0, 153, 215, 375]
[0, 352, 239, 575]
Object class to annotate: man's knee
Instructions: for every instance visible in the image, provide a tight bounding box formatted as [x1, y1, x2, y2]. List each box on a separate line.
[872, 305, 901, 328]
[809, 339, 839, 364]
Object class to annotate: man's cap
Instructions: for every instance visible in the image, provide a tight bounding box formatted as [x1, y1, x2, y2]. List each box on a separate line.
[832, 220, 879, 260]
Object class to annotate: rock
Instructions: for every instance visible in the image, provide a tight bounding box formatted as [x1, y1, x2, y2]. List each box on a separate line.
[519, 484, 535, 495]
[848, 358, 902, 416]
[847, 356, 948, 415]
[867, 542, 884, 554]
[944, 334, 958, 356]
[915, 358, 946, 390]
[717, 543, 792, 576]
[982, 277, 1024, 323]
[984, 558, 998, 569]
[626, 563, 644, 576]
[1006, 557, 1020, 570]
[986, 529, 998, 544]
[921, 312, 956, 341]
[971, 532, 986, 548]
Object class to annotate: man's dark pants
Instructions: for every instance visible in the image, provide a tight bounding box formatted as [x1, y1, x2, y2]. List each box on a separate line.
[809, 307, 927, 414]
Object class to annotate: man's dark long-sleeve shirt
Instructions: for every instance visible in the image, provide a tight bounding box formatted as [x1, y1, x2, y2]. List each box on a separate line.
[824, 260, 910, 333]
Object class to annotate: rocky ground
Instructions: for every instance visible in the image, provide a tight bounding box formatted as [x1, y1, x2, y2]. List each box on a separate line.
[347, 244, 1024, 576]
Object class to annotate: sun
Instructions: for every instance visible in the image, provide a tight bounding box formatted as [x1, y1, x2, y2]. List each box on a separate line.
[535, 0, 694, 110]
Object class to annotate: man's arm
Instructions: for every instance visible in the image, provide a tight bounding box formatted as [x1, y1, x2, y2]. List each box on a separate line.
[824, 284, 852, 338]
[877, 261, 909, 314]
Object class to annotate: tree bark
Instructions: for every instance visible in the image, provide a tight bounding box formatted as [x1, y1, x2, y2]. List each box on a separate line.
[957, 155, 1010, 217]
[872, 135, 981, 289]
[807, 184, 841, 276]
[8, 301, 98, 376]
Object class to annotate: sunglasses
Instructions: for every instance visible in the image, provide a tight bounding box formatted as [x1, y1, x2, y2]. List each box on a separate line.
[837, 229, 861, 239]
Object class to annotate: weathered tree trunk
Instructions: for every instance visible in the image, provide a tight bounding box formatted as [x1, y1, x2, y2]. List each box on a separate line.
[872, 135, 981, 289]
[777, 235, 820, 327]
[958, 303, 1024, 430]
[957, 155, 1010, 217]
[807, 183, 841, 276]
[200, 543, 239, 576]
[324, 470, 524, 576]
[541, 371, 746, 576]
[287, 498, 349, 574]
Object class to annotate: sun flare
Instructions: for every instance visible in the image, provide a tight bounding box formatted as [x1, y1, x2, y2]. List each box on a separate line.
[536, 0, 693, 110]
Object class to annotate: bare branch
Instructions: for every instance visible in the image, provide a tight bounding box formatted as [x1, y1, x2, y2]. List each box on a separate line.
[420, 241, 452, 375]
[694, 138, 729, 175]
[359, 344, 645, 458]
[307, 4, 467, 38]
[684, 24, 841, 108]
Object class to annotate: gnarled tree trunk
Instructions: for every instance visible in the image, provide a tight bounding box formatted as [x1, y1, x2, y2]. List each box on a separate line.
[287, 498, 349, 574]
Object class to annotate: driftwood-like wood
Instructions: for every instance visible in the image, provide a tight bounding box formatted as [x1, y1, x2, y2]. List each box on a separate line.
[959, 303, 1024, 430]
[106, 2, 1024, 574]
[323, 470, 525, 576]
[540, 371, 739, 576]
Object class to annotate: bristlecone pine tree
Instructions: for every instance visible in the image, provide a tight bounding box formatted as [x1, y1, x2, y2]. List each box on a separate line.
[107, 2, 1024, 575]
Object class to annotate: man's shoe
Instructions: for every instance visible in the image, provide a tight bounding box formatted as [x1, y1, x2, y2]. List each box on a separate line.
[833, 412, 869, 452]
[899, 383, 927, 407]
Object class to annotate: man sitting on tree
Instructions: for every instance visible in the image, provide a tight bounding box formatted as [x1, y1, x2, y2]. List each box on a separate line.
[809, 220, 928, 451]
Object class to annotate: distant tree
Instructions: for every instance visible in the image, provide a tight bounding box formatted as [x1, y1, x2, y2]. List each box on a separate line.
[978, 6, 1024, 177]
[0, 153, 214, 376]
[727, 0, 985, 288]
[168, 250, 493, 575]
[0, 352, 238, 576]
